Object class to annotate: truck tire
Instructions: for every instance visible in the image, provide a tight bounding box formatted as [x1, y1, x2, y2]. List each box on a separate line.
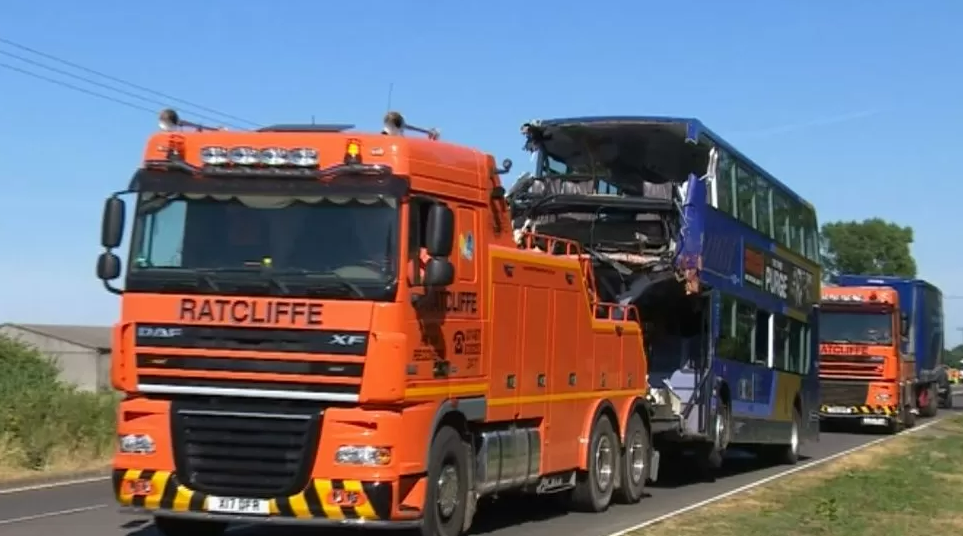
[570, 413, 619, 512]
[153, 516, 226, 536]
[421, 426, 470, 536]
[890, 403, 915, 433]
[920, 384, 939, 418]
[614, 412, 649, 504]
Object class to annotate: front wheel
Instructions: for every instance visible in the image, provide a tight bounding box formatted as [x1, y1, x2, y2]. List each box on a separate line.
[919, 384, 939, 418]
[153, 516, 226, 536]
[421, 426, 470, 536]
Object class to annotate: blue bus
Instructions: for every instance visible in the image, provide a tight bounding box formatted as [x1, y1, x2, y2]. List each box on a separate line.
[514, 116, 821, 473]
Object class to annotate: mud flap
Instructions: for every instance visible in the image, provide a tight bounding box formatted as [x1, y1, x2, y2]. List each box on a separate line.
[648, 450, 661, 483]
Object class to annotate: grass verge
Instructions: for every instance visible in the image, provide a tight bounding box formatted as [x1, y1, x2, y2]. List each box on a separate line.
[634, 414, 963, 535]
[0, 334, 117, 482]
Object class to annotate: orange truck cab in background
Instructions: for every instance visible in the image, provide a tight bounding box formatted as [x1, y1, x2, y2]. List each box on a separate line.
[818, 286, 915, 431]
[96, 110, 656, 536]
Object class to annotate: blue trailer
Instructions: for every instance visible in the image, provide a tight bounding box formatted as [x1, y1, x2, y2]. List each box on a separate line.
[834, 275, 951, 415]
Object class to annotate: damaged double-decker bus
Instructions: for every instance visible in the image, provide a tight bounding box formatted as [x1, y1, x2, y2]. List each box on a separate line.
[512, 116, 821, 473]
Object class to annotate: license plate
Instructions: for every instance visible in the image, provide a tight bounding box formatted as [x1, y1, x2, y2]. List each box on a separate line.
[206, 496, 270, 515]
[862, 417, 888, 426]
[824, 406, 851, 414]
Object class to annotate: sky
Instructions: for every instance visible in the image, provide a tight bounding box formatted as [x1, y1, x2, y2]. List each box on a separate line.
[1, 0, 962, 343]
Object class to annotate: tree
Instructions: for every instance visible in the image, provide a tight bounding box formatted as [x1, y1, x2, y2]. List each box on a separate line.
[947, 345, 963, 367]
[820, 218, 916, 278]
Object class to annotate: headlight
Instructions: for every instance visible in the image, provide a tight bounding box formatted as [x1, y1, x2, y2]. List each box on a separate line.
[229, 146, 259, 165]
[259, 147, 289, 166]
[335, 445, 391, 466]
[200, 146, 229, 165]
[118, 434, 156, 454]
[289, 147, 319, 167]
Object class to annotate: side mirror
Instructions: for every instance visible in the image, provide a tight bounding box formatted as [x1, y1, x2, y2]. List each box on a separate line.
[96, 252, 121, 281]
[900, 312, 910, 337]
[423, 258, 454, 288]
[101, 197, 126, 249]
[425, 204, 454, 257]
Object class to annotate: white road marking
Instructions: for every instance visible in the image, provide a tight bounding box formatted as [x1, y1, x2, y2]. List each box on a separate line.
[606, 417, 946, 536]
[0, 474, 109, 495]
[0, 504, 107, 525]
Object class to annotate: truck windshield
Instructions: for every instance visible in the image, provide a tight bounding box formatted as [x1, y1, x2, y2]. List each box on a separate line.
[127, 192, 398, 299]
[819, 311, 894, 346]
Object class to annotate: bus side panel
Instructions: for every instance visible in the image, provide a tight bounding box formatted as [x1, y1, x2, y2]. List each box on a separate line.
[802, 307, 821, 442]
[918, 283, 943, 374]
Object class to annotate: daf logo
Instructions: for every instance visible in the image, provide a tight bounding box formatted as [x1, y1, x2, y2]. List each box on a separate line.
[137, 326, 184, 338]
[330, 335, 366, 346]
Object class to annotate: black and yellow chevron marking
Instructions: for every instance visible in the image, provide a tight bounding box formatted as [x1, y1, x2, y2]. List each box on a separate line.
[819, 404, 898, 416]
[112, 469, 392, 521]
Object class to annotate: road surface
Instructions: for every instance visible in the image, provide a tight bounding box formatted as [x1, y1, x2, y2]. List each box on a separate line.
[3, 395, 960, 536]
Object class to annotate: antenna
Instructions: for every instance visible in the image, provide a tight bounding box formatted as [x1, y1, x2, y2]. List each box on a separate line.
[386, 82, 394, 112]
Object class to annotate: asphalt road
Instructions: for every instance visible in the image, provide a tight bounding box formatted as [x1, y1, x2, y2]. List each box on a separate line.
[3, 393, 960, 536]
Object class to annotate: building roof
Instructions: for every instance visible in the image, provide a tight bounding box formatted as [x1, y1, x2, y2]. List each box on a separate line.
[0, 323, 112, 351]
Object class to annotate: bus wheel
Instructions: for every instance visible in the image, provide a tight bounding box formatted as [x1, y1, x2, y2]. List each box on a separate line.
[773, 407, 801, 465]
[153, 516, 226, 536]
[571, 414, 619, 512]
[698, 400, 730, 476]
[421, 426, 470, 536]
[919, 385, 939, 418]
[614, 412, 649, 504]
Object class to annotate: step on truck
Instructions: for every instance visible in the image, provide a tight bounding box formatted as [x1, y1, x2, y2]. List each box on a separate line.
[96, 109, 661, 536]
[819, 275, 950, 432]
[514, 116, 820, 475]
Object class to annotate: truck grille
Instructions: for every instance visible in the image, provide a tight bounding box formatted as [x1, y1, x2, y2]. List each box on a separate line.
[819, 381, 870, 406]
[134, 324, 368, 402]
[819, 355, 885, 380]
[171, 400, 321, 498]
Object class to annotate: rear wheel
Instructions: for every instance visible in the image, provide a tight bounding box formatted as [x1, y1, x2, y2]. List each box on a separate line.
[570, 414, 619, 512]
[153, 516, 226, 536]
[614, 412, 650, 504]
[774, 407, 802, 464]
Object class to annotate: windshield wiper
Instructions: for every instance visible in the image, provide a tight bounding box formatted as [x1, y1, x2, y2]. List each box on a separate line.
[197, 267, 290, 294]
[132, 266, 221, 291]
[275, 269, 366, 299]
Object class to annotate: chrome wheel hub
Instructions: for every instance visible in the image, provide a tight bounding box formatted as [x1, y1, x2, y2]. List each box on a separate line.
[627, 432, 646, 483]
[595, 435, 614, 490]
[436, 465, 459, 519]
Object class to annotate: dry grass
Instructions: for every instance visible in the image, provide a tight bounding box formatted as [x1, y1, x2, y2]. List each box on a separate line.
[634, 415, 963, 536]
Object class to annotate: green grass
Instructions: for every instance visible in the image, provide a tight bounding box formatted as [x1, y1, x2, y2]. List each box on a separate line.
[637, 415, 963, 535]
[0, 334, 117, 479]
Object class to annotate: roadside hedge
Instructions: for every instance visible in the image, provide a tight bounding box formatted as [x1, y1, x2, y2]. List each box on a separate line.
[0, 334, 116, 471]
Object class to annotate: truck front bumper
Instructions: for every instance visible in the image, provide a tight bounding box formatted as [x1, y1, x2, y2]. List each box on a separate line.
[113, 469, 418, 529]
[819, 405, 897, 427]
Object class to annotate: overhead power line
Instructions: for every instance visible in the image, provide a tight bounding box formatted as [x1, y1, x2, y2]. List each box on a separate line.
[0, 49, 242, 127]
[0, 36, 257, 127]
[0, 60, 157, 114]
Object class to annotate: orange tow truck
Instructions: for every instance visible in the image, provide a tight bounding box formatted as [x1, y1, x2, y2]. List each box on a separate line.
[96, 110, 657, 536]
[818, 286, 916, 431]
